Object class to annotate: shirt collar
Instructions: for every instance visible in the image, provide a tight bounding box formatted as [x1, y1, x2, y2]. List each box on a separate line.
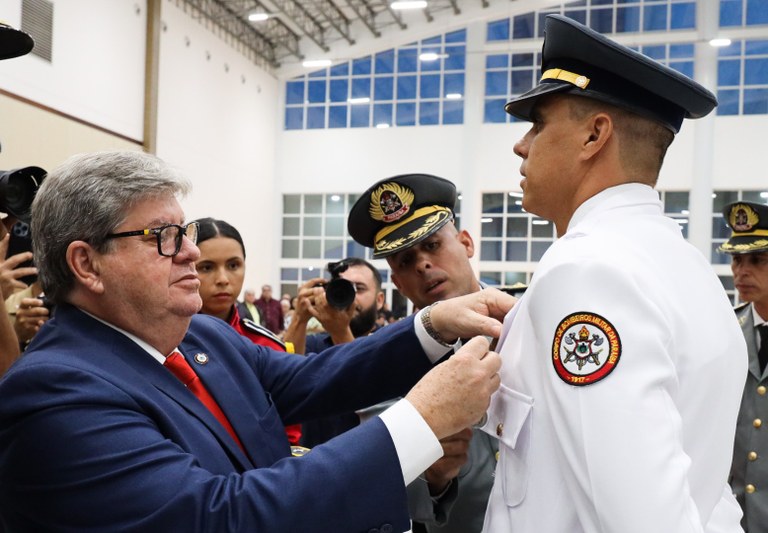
[567, 182, 660, 234]
[751, 303, 767, 328]
[79, 308, 172, 364]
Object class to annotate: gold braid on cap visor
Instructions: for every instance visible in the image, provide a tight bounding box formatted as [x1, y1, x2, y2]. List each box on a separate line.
[541, 68, 591, 89]
[374, 206, 451, 253]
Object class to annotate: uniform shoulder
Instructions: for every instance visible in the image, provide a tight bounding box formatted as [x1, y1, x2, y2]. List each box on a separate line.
[241, 318, 287, 350]
[734, 301, 750, 313]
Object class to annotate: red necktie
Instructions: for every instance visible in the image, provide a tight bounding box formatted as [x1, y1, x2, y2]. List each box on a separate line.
[164, 351, 245, 453]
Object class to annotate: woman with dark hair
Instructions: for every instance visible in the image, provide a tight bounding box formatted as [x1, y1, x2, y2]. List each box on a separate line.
[193, 217, 301, 445]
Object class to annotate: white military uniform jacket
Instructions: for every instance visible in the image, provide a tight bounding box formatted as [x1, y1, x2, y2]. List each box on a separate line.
[482, 183, 747, 532]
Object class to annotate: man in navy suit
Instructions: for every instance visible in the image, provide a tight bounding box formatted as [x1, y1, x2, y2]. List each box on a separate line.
[0, 151, 510, 532]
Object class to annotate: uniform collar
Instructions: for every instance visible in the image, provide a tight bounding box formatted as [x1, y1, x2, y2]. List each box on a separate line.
[566, 182, 660, 235]
[751, 303, 767, 328]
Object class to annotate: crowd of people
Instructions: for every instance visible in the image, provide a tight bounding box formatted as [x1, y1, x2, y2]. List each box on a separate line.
[0, 13, 766, 533]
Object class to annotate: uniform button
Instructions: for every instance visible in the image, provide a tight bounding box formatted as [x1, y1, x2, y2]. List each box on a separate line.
[749, 451, 758, 461]
[746, 484, 756, 494]
[496, 423, 504, 437]
[754, 418, 763, 428]
[758, 385, 767, 396]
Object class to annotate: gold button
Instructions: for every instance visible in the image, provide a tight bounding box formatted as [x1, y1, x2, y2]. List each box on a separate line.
[749, 451, 758, 461]
[754, 419, 763, 428]
[746, 484, 756, 494]
[758, 386, 766, 396]
[496, 423, 504, 437]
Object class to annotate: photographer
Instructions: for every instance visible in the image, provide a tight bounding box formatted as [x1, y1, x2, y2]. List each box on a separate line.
[283, 258, 384, 356]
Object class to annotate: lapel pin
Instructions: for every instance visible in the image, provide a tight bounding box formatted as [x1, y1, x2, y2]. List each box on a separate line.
[194, 353, 209, 365]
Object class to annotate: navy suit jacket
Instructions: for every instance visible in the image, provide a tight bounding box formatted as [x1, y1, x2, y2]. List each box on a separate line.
[0, 304, 432, 532]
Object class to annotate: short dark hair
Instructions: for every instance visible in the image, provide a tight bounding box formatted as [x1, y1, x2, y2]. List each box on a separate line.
[330, 257, 382, 290]
[193, 217, 246, 258]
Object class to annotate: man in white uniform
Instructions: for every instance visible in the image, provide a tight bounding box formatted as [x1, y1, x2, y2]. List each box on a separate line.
[482, 14, 748, 533]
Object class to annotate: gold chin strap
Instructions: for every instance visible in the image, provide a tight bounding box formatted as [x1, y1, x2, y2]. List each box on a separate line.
[541, 68, 591, 89]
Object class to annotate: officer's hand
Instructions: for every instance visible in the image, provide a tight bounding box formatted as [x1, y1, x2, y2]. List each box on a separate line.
[428, 288, 516, 344]
[0, 234, 37, 297]
[15, 297, 49, 344]
[406, 336, 501, 440]
[424, 427, 472, 495]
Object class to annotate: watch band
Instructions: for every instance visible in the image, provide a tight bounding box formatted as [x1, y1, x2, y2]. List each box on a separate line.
[420, 302, 453, 347]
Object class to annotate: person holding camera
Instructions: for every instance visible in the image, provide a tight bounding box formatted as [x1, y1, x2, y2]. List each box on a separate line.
[284, 257, 384, 357]
[283, 257, 386, 448]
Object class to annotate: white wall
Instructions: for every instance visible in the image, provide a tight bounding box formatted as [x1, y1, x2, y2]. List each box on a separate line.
[0, 0, 146, 141]
[156, 0, 280, 292]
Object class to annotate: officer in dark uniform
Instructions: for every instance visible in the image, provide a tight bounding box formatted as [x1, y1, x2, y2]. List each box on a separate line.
[349, 174, 496, 533]
[721, 201, 768, 533]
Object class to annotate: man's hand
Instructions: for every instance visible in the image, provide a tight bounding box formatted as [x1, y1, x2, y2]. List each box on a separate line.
[424, 427, 473, 495]
[429, 288, 516, 343]
[0, 234, 37, 297]
[292, 277, 326, 324]
[14, 297, 49, 344]
[310, 290, 355, 344]
[405, 336, 501, 440]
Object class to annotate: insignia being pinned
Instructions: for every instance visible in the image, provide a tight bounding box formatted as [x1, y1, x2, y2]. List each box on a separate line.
[552, 312, 621, 386]
[194, 353, 209, 365]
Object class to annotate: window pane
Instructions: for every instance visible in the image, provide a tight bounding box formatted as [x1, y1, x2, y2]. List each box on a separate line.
[712, 216, 731, 239]
[346, 240, 366, 258]
[713, 191, 739, 212]
[487, 19, 510, 41]
[511, 70, 534, 94]
[303, 240, 321, 259]
[480, 271, 502, 286]
[720, 0, 742, 26]
[482, 193, 504, 213]
[512, 53, 534, 67]
[397, 75, 417, 99]
[420, 74, 441, 98]
[396, 102, 416, 126]
[419, 101, 440, 125]
[719, 60, 741, 86]
[282, 217, 300, 236]
[306, 107, 325, 129]
[285, 107, 303, 130]
[324, 240, 344, 259]
[444, 46, 465, 70]
[375, 76, 394, 100]
[325, 218, 346, 237]
[330, 63, 349, 77]
[716, 89, 740, 115]
[445, 29, 465, 43]
[398, 49, 418, 72]
[286, 80, 305, 104]
[328, 105, 347, 128]
[505, 241, 527, 261]
[283, 195, 301, 214]
[745, 57, 768, 84]
[590, 8, 613, 33]
[506, 217, 528, 237]
[484, 99, 507, 123]
[350, 104, 370, 127]
[282, 239, 299, 259]
[351, 78, 371, 99]
[444, 73, 464, 95]
[513, 13, 534, 39]
[485, 71, 508, 96]
[504, 272, 527, 286]
[671, 2, 696, 30]
[353, 56, 372, 75]
[443, 99, 463, 124]
[481, 217, 503, 237]
[325, 196, 345, 215]
[747, 0, 768, 25]
[281, 267, 299, 281]
[329, 79, 348, 102]
[303, 217, 322, 237]
[744, 88, 768, 114]
[644, 4, 667, 31]
[308, 80, 326, 103]
[486, 54, 509, 69]
[481, 241, 503, 261]
[531, 241, 551, 261]
[663, 191, 689, 213]
[616, 6, 640, 32]
[531, 220, 553, 238]
[375, 50, 395, 74]
[373, 103, 393, 127]
[305, 194, 323, 214]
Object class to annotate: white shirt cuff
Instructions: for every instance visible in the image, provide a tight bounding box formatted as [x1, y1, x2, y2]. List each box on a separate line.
[414, 308, 459, 363]
[379, 398, 443, 485]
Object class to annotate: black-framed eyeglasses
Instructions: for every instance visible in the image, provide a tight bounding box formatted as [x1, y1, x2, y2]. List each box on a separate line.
[105, 222, 199, 257]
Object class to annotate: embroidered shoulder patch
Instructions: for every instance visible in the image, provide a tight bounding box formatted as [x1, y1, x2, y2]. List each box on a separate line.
[552, 312, 621, 386]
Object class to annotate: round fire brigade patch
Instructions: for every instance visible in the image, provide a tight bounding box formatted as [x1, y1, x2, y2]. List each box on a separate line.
[552, 312, 621, 386]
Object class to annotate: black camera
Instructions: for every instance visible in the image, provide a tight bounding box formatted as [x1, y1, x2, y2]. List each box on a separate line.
[0, 166, 46, 223]
[320, 260, 356, 310]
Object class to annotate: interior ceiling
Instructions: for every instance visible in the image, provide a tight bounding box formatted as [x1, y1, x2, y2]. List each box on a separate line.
[180, 0, 549, 76]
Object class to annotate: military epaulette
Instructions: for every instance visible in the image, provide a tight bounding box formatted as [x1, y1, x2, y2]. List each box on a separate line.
[241, 318, 287, 350]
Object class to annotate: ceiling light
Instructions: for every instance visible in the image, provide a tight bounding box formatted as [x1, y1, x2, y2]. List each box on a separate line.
[375, 123, 390, 129]
[481, 218, 493, 223]
[532, 220, 549, 225]
[419, 52, 448, 61]
[391, 1, 428, 10]
[709, 38, 732, 47]
[302, 59, 332, 68]
[248, 12, 270, 22]
[445, 93, 462, 100]
[348, 97, 371, 104]
[508, 191, 523, 198]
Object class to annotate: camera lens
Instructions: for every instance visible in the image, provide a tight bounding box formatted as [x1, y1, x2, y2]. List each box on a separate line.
[324, 278, 356, 310]
[0, 167, 46, 222]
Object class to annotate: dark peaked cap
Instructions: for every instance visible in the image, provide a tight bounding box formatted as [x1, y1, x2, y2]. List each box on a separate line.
[348, 173, 457, 259]
[505, 14, 717, 133]
[0, 22, 33, 60]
